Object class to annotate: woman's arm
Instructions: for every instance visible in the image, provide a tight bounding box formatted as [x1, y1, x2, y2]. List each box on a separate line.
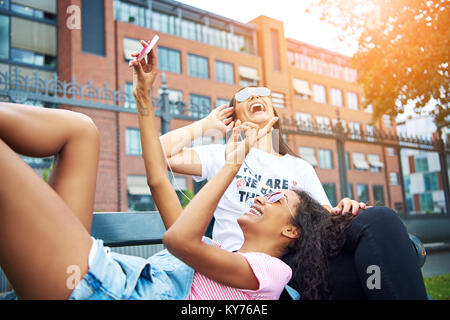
[160, 105, 234, 176]
[163, 120, 277, 290]
[130, 43, 182, 230]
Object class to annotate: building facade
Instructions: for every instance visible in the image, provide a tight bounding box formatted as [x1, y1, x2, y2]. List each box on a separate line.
[0, 0, 424, 214]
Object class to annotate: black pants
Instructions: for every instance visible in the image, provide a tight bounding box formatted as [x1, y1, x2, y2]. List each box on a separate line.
[281, 206, 428, 300]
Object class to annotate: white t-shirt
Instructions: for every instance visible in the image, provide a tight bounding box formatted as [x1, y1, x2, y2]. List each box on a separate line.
[192, 144, 331, 252]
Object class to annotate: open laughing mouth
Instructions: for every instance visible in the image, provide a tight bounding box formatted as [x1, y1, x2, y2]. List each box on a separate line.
[247, 204, 263, 216]
[248, 101, 266, 114]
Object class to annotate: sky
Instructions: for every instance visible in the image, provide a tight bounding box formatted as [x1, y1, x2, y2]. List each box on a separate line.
[178, 0, 358, 57]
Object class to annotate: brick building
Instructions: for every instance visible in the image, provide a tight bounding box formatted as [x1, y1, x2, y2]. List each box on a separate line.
[0, 0, 404, 212]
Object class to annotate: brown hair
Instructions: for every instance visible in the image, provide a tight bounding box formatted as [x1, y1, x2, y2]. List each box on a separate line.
[228, 87, 299, 157]
[288, 189, 354, 300]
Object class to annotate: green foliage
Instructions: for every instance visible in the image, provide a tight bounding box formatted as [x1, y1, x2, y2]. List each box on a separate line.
[41, 162, 54, 183]
[424, 274, 450, 300]
[181, 189, 195, 208]
[308, 0, 449, 131]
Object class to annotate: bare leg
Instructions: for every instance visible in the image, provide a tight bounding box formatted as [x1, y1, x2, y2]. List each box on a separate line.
[0, 103, 99, 231]
[0, 137, 92, 299]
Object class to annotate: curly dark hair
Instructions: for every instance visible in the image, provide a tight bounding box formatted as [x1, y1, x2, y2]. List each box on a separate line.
[286, 189, 354, 300]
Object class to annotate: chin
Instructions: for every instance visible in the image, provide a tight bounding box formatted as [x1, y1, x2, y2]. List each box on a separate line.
[246, 113, 271, 124]
[237, 213, 260, 232]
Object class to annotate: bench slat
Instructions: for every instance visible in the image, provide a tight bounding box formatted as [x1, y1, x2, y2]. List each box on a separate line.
[90, 212, 166, 247]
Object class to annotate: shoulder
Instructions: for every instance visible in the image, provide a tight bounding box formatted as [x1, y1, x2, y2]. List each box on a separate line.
[285, 154, 316, 172]
[236, 252, 292, 299]
[237, 252, 292, 281]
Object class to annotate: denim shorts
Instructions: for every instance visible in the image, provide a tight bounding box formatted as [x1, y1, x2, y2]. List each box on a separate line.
[70, 238, 195, 300]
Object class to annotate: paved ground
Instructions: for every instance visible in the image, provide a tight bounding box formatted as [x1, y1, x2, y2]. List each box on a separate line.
[421, 249, 450, 278]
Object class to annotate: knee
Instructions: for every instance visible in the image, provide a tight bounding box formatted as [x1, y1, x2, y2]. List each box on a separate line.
[71, 112, 100, 148]
[355, 206, 406, 231]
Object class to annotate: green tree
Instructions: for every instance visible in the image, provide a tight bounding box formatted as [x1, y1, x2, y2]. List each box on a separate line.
[42, 162, 54, 183]
[308, 0, 449, 132]
[181, 189, 195, 208]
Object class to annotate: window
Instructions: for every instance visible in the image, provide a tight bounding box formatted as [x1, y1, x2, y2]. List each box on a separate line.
[383, 115, 392, 128]
[390, 172, 399, 186]
[216, 98, 229, 107]
[114, 0, 146, 27]
[364, 104, 373, 114]
[419, 193, 434, 213]
[0, 0, 8, 10]
[415, 156, 429, 173]
[319, 149, 333, 169]
[271, 92, 286, 108]
[158, 47, 181, 74]
[11, 0, 57, 19]
[372, 185, 385, 206]
[190, 94, 210, 118]
[352, 152, 369, 171]
[347, 183, 354, 199]
[126, 128, 142, 156]
[424, 172, 439, 191]
[153, 10, 176, 36]
[368, 154, 383, 173]
[312, 84, 327, 104]
[296, 112, 313, 131]
[81, 0, 105, 55]
[127, 176, 154, 212]
[113, 1, 255, 55]
[322, 183, 337, 207]
[366, 124, 375, 142]
[11, 16, 57, 64]
[123, 37, 140, 61]
[349, 122, 361, 140]
[0, 15, 9, 60]
[330, 88, 343, 107]
[347, 92, 359, 110]
[316, 115, 332, 134]
[356, 184, 369, 203]
[299, 147, 317, 167]
[387, 147, 396, 157]
[239, 66, 259, 87]
[215, 60, 234, 84]
[288, 51, 358, 82]
[293, 79, 311, 100]
[124, 82, 136, 109]
[345, 152, 351, 170]
[188, 53, 209, 79]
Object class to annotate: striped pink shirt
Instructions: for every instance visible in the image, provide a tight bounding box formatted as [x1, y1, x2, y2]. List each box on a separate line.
[187, 239, 292, 300]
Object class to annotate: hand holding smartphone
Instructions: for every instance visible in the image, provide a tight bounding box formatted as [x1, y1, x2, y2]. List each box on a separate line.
[135, 35, 159, 62]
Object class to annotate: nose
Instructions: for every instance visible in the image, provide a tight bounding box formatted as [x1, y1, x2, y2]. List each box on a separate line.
[253, 196, 266, 206]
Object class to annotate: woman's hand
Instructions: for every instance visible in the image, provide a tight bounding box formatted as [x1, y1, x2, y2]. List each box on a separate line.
[203, 104, 235, 135]
[225, 118, 278, 167]
[129, 40, 158, 100]
[331, 198, 367, 216]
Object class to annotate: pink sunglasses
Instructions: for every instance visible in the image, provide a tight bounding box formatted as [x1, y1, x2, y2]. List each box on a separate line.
[265, 192, 295, 218]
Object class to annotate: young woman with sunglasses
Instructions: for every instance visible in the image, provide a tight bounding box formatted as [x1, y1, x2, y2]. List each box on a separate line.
[157, 56, 428, 298]
[0, 47, 355, 300]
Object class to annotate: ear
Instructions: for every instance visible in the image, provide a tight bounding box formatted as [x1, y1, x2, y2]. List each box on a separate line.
[281, 225, 299, 240]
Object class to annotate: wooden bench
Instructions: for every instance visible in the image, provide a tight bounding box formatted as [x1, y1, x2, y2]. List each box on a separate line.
[90, 211, 166, 247]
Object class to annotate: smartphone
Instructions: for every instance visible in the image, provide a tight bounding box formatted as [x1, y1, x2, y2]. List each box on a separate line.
[136, 34, 159, 62]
